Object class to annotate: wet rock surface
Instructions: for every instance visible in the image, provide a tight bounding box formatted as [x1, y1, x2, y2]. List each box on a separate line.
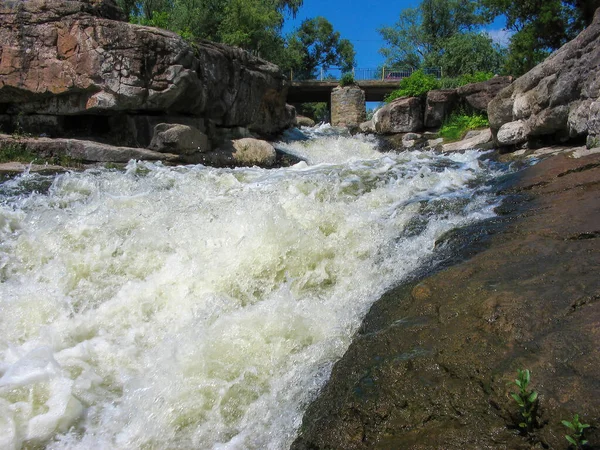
[292, 151, 600, 449]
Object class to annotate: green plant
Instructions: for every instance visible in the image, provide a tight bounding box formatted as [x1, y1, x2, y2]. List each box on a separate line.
[562, 414, 590, 448]
[339, 72, 355, 87]
[438, 111, 489, 141]
[0, 142, 38, 163]
[511, 369, 538, 432]
[384, 69, 440, 102]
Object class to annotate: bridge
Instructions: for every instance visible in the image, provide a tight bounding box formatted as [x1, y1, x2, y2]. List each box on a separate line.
[285, 67, 440, 104]
[286, 80, 403, 103]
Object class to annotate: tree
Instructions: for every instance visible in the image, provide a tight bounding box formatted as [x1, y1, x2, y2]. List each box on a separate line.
[378, 0, 487, 69]
[283, 17, 355, 80]
[119, 0, 304, 58]
[440, 32, 506, 76]
[480, 0, 600, 75]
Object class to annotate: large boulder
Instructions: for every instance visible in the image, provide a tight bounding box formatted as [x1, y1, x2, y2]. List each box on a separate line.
[331, 86, 367, 128]
[488, 8, 600, 148]
[373, 97, 424, 134]
[456, 76, 513, 113]
[0, 0, 293, 151]
[425, 89, 458, 128]
[149, 124, 210, 155]
[231, 138, 276, 167]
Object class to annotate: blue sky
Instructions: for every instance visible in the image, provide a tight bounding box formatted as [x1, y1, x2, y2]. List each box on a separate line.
[282, 0, 510, 69]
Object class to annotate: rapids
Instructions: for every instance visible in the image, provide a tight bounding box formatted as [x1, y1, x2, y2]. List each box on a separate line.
[0, 127, 506, 449]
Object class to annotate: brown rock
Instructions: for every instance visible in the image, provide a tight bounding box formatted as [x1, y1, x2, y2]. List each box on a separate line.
[149, 123, 210, 155]
[331, 86, 367, 128]
[293, 152, 600, 450]
[373, 97, 424, 134]
[231, 138, 276, 167]
[0, 0, 293, 146]
[456, 76, 513, 112]
[425, 89, 458, 128]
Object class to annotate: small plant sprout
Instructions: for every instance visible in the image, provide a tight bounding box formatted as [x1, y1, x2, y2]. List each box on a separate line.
[562, 414, 590, 448]
[511, 369, 538, 432]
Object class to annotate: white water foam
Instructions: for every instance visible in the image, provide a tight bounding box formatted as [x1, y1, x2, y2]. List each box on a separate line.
[0, 133, 504, 449]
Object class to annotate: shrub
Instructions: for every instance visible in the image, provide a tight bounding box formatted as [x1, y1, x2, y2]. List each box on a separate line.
[438, 72, 495, 89]
[339, 73, 355, 87]
[438, 111, 489, 141]
[384, 69, 440, 102]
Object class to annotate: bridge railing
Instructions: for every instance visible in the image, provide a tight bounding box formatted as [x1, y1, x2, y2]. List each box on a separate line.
[289, 67, 442, 82]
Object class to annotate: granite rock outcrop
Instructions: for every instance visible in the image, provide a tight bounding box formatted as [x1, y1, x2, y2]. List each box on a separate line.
[488, 8, 600, 149]
[0, 0, 294, 165]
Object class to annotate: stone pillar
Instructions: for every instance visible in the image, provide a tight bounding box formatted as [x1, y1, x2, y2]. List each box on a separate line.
[331, 86, 366, 128]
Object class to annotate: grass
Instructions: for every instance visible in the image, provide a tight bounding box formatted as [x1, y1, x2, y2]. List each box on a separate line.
[438, 111, 489, 141]
[0, 142, 39, 163]
[0, 142, 83, 168]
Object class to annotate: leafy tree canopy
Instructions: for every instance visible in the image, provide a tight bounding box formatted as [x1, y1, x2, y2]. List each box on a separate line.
[283, 17, 355, 80]
[378, 0, 488, 70]
[480, 0, 600, 74]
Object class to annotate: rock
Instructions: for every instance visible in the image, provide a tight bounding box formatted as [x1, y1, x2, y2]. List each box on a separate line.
[456, 76, 513, 112]
[292, 152, 600, 450]
[0, 0, 293, 161]
[296, 115, 316, 127]
[488, 8, 600, 148]
[0, 134, 179, 163]
[427, 137, 444, 149]
[441, 128, 492, 152]
[0, 162, 67, 174]
[496, 120, 530, 146]
[359, 120, 375, 133]
[331, 86, 367, 128]
[149, 124, 210, 155]
[425, 89, 458, 128]
[231, 138, 276, 167]
[373, 97, 424, 134]
[587, 101, 600, 148]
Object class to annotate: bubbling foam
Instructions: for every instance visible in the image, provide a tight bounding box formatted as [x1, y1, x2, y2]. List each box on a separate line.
[0, 137, 504, 449]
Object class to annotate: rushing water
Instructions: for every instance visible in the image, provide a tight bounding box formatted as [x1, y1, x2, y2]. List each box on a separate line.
[0, 127, 506, 449]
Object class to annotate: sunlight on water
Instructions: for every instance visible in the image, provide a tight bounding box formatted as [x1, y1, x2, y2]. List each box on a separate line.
[0, 131, 504, 449]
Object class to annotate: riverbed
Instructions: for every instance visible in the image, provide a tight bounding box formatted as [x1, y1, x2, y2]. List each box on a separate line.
[0, 127, 507, 449]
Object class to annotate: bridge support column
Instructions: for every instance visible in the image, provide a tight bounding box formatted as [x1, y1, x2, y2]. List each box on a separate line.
[331, 85, 366, 128]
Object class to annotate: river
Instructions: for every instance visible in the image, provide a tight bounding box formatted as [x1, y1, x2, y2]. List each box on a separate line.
[0, 126, 507, 449]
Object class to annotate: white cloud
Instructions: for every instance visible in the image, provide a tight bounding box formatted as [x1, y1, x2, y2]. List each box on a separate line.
[486, 28, 514, 47]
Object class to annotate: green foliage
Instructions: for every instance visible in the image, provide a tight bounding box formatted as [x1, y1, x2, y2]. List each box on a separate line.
[562, 414, 590, 448]
[283, 16, 355, 79]
[480, 0, 598, 75]
[378, 0, 487, 70]
[438, 71, 495, 89]
[0, 143, 37, 163]
[384, 70, 440, 102]
[339, 73, 355, 87]
[439, 32, 506, 77]
[297, 102, 329, 123]
[510, 369, 538, 433]
[123, 0, 305, 63]
[438, 111, 489, 141]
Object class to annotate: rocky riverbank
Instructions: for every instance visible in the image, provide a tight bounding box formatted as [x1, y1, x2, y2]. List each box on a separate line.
[292, 148, 600, 449]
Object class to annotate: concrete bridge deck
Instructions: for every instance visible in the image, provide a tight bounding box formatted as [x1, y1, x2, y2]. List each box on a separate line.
[286, 80, 403, 103]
